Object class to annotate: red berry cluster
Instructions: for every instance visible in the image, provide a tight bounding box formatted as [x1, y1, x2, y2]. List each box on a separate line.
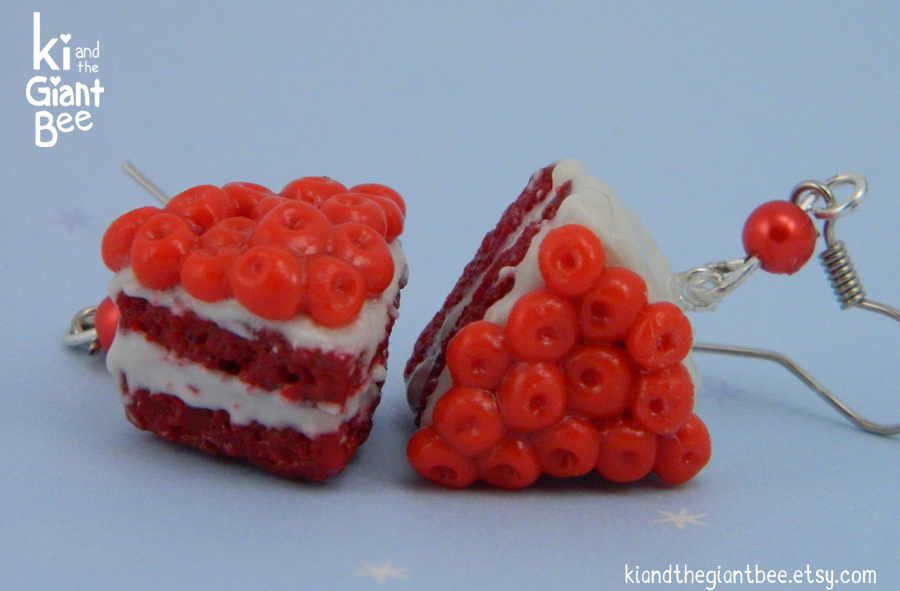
[407, 224, 711, 489]
[101, 177, 405, 327]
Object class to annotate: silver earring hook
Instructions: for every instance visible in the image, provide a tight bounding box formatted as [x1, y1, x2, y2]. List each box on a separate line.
[683, 173, 900, 436]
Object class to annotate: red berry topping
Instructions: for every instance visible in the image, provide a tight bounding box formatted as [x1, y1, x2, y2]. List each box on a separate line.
[625, 301, 692, 371]
[252, 201, 332, 257]
[328, 222, 395, 295]
[631, 364, 695, 435]
[252, 195, 286, 220]
[538, 224, 606, 297]
[654, 413, 711, 484]
[363, 193, 405, 243]
[505, 289, 578, 362]
[130, 213, 198, 290]
[94, 296, 119, 351]
[320, 193, 388, 237]
[349, 183, 406, 216]
[407, 426, 478, 489]
[304, 255, 367, 327]
[280, 176, 348, 208]
[564, 344, 636, 420]
[595, 416, 657, 483]
[445, 320, 512, 390]
[180, 247, 242, 303]
[476, 438, 542, 489]
[496, 362, 567, 433]
[431, 386, 505, 457]
[743, 200, 817, 275]
[200, 217, 257, 249]
[229, 245, 304, 321]
[164, 185, 238, 232]
[222, 182, 273, 218]
[533, 416, 601, 478]
[578, 267, 648, 342]
[101, 206, 161, 272]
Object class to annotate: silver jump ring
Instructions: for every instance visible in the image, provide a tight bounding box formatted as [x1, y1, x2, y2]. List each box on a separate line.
[790, 181, 835, 212]
[815, 173, 867, 220]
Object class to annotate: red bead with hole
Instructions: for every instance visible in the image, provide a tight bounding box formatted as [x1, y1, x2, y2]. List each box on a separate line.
[631, 364, 695, 435]
[164, 185, 238, 232]
[445, 320, 512, 391]
[407, 426, 478, 488]
[280, 176, 348, 208]
[252, 201, 332, 257]
[578, 266, 648, 342]
[431, 386, 505, 457]
[320, 193, 388, 238]
[564, 344, 636, 420]
[595, 415, 658, 482]
[538, 224, 606, 297]
[653, 413, 711, 484]
[533, 416, 601, 478]
[130, 213, 198, 290]
[505, 289, 579, 363]
[200, 217, 257, 250]
[228, 245, 304, 321]
[180, 247, 242, 303]
[742, 200, 817, 275]
[625, 301, 693, 371]
[496, 362, 567, 433]
[328, 222, 395, 296]
[101, 206, 162, 272]
[476, 438, 542, 489]
[304, 255, 368, 328]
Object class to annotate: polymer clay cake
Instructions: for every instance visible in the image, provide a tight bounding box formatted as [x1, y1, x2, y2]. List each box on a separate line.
[405, 159, 710, 488]
[101, 177, 407, 480]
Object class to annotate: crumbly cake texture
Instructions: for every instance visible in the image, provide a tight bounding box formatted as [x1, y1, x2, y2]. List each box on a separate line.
[102, 178, 406, 480]
[404, 159, 710, 489]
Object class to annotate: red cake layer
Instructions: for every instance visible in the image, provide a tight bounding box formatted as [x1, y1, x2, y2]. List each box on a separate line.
[116, 293, 395, 405]
[124, 386, 379, 480]
[406, 168, 572, 421]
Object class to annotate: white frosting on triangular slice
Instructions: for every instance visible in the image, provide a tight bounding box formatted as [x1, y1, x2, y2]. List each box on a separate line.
[417, 159, 695, 425]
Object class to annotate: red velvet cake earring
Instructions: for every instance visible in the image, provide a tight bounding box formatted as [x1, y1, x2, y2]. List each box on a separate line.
[65, 163, 408, 481]
[404, 160, 900, 489]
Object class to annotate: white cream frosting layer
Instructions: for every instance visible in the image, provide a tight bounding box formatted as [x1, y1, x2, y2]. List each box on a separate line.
[410, 159, 691, 424]
[108, 330, 380, 437]
[108, 240, 406, 355]
[106, 240, 406, 436]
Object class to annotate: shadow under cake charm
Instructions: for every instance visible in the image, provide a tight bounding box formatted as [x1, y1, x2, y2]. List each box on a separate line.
[405, 160, 710, 489]
[93, 175, 408, 480]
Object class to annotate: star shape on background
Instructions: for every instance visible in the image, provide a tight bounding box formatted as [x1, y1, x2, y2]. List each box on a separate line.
[702, 379, 743, 405]
[356, 561, 409, 583]
[654, 508, 707, 530]
[53, 206, 92, 234]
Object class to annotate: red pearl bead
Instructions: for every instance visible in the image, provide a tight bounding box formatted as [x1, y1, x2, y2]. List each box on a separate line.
[94, 297, 119, 351]
[742, 200, 817, 275]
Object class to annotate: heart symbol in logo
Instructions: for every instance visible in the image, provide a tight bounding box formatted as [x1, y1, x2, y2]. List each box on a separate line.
[60, 34, 71, 44]
[50, 76, 61, 86]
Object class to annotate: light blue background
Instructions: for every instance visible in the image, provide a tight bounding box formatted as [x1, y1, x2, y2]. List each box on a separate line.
[2, 2, 899, 589]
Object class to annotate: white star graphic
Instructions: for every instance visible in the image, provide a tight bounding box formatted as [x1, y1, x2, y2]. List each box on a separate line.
[355, 561, 409, 583]
[654, 508, 707, 530]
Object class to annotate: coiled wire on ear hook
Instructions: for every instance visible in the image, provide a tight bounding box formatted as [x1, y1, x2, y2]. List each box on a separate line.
[684, 173, 900, 436]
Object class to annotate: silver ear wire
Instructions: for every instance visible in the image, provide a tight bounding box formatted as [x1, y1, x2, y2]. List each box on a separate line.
[122, 161, 170, 204]
[687, 173, 900, 435]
